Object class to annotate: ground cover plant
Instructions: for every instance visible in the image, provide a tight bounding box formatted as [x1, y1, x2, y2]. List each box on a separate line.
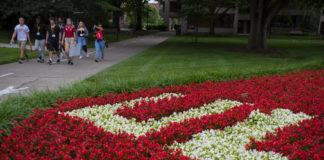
[0, 69, 323, 159]
[0, 35, 323, 134]
[0, 47, 49, 65]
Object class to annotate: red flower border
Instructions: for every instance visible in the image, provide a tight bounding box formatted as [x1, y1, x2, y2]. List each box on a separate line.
[0, 69, 323, 159]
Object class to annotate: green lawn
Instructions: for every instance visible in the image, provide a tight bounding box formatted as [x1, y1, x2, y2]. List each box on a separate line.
[86, 30, 159, 48]
[0, 47, 49, 65]
[0, 30, 146, 64]
[0, 35, 323, 134]
[86, 32, 136, 48]
[0, 30, 12, 43]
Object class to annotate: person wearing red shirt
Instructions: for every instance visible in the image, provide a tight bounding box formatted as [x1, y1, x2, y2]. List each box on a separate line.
[62, 18, 76, 65]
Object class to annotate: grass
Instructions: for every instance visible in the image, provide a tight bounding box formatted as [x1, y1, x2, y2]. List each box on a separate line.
[0, 47, 49, 65]
[86, 31, 136, 48]
[0, 30, 150, 64]
[86, 30, 159, 48]
[0, 30, 12, 43]
[0, 35, 323, 134]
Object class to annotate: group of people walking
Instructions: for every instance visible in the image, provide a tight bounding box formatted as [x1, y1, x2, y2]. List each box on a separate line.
[10, 17, 106, 65]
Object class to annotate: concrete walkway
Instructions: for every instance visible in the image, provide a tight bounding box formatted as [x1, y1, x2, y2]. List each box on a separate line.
[0, 32, 172, 98]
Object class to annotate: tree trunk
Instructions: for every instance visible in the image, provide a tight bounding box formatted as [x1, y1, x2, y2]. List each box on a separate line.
[248, 0, 289, 50]
[209, 16, 215, 36]
[113, 11, 120, 40]
[248, 1, 258, 49]
[195, 23, 199, 43]
[136, 9, 142, 31]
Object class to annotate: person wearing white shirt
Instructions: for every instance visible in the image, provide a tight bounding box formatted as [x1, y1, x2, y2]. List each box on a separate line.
[10, 17, 33, 64]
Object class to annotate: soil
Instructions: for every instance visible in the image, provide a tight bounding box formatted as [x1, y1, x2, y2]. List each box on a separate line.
[229, 48, 285, 55]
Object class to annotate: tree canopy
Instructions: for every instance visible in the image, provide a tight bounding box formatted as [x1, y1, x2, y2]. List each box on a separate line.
[178, 0, 324, 49]
[0, 0, 119, 29]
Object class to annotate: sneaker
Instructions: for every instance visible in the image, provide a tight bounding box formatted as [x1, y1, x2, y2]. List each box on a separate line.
[95, 59, 99, 62]
[67, 60, 71, 64]
[100, 58, 104, 62]
[37, 57, 41, 62]
[25, 55, 29, 62]
[69, 62, 74, 65]
[57, 59, 60, 63]
[86, 53, 90, 58]
[79, 55, 83, 59]
[40, 59, 44, 63]
[48, 60, 52, 65]
[18, 59, 23, 64]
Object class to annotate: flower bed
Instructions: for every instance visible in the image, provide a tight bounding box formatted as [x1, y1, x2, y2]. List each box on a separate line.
[0, 69, 323, 159]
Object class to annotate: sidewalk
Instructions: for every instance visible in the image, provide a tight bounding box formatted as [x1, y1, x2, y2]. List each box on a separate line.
[0, 32, 172, 98]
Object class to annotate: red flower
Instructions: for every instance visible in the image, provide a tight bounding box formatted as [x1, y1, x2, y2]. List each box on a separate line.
[0, 69, 323, 159]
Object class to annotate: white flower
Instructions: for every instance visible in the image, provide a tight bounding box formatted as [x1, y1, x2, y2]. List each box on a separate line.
[170, 109, 312, 160]
[64, 93, 241, 137]
[64, 93, 312, 159]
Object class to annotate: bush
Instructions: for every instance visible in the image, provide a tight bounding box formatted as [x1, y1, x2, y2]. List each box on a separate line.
[146, 25, 167, 31]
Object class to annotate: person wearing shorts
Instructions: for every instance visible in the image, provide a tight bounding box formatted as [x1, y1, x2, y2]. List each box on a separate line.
[10, 17, 33, 64]
[62, 18, 76, 65]
[46, 17, 61, 65]
[33, 16, 46, 63]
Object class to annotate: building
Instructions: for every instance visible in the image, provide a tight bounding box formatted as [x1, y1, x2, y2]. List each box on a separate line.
[161, 0, 324, 35]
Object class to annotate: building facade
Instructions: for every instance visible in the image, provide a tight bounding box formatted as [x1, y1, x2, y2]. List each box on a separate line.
[161, 0, 324, 35]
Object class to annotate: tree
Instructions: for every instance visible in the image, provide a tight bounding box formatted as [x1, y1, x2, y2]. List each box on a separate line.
[0, 0, 118, 29]
[179, 0, 208, 43]
[142, 3, 164, 26]
[127, 3, 163, 27]
[246, 0, 290, 50]
[124, 0, 149, 31]
[246, 0, 324, 50]
[0, 0, 72, 29]
[202, 0, 236, 36]
[76, 0, 119, 26]
[109, 0, 128, 39]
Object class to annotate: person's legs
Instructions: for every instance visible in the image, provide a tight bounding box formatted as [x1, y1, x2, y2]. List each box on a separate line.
[55, 43, 60, 63]
[83, 45, 88, 54]
[67, 38, 74, 64]
[18, 41, 23, 58]
[40, 39, 45, 61]
[18, 41, 24, 63]
[56, 50, 61, 62]
[22, 41, 28, 60]
[82, 38, 88, 57]
[78, 37, 83, 58]
[48, 50, 53, 64]
[95, 40, 100, 61]
[100, 40, 105, 60]
[24, 49, 28, 59]
[34, 40, 41, 60]
[59, 43, 66, 59]
[19, 41, 28, 62]
[65, 42, 71, 64]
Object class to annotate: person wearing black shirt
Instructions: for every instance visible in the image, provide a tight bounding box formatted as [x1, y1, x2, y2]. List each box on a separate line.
[34, 17, 46, 63]
[57, 17, 66, 59]
[46, 17, 61, 65]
